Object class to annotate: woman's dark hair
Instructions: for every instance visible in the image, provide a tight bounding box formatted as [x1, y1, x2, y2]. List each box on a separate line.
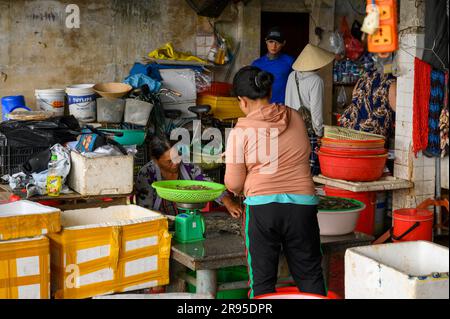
[232, 66, 274, 100]
[149, 135, 177, 160]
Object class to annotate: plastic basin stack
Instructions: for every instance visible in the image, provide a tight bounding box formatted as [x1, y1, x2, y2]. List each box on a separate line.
[318, 126, 388, 182]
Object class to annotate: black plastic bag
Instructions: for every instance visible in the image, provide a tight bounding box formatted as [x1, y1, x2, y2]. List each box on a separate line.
[0, 115, 81, 147]
[22, 148, 51, 175]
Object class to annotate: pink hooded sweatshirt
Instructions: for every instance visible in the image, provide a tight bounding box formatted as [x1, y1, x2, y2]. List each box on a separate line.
[225, 104, 315, 197]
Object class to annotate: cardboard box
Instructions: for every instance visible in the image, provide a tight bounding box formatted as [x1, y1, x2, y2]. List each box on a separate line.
[0, 200, 61, 241]
[68, 151, 133, 196]
[48, 205, 171, 299]
[0, 236, 50, 299]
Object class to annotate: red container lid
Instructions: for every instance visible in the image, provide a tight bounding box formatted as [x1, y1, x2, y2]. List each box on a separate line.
[393, 209, 434, 221]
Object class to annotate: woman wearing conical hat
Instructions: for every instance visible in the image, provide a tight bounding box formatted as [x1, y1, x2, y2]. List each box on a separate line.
[285, 44, 335, 175]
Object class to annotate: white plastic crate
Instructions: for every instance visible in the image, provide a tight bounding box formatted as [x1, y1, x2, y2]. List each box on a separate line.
[345, 241, 449, 299]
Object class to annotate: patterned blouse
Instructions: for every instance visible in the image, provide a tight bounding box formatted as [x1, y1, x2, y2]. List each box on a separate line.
[135, 161, 226, 215]
[339, 71, 396, 138]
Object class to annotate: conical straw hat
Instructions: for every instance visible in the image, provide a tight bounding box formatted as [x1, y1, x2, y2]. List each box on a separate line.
[293, 44, 335, 72]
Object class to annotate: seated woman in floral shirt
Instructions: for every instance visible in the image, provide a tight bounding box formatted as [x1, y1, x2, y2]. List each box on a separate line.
[135, 135, 242, 217]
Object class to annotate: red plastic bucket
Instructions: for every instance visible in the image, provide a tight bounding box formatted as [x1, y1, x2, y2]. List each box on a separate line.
[392, 209, 434, 242]
[324, 186, 376, 235]
[255, 287, 340, 299]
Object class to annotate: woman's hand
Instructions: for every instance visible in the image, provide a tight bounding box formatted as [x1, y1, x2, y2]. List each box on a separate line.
[222, 195, 244, 219]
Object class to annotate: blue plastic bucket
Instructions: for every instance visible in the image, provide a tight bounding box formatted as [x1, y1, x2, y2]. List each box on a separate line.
[1, 96, 30, 121]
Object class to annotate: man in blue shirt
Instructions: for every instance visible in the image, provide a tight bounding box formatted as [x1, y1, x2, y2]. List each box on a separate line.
[252, 27, 294, 104]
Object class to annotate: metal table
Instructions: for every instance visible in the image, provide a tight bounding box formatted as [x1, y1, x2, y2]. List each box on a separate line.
[170, 218, 374, 297]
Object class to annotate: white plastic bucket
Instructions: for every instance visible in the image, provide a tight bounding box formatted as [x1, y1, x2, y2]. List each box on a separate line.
[66, 84, 97, 122]
[35, 89, 66, 116]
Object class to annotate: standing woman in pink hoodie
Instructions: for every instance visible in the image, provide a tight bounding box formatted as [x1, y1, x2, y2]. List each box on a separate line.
[225, 66, 326, 298]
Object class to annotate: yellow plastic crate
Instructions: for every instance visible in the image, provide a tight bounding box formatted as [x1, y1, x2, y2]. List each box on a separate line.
[0, 236, 50, 299]
[197, 95, 244, 120]
[47, 205, 171, 299]
[0, 200, 61, 241]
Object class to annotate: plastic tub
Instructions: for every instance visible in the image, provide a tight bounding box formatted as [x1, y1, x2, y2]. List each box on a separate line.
[318, 151, 388, 182]
[319, 146, 387, 156]
[255, 287, 340, 299]
[96, 98, 125, 123]
[66, 84, 97, 123]
[124, 99, 153, 126]
[324, 186, 376, 235]
[35, 89, 65, 116]
[392, 209, 433, 242]
[318, 197, 366, 236]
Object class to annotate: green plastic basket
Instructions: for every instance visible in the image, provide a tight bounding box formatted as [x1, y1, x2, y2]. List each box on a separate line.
[151, 180, 226, 204]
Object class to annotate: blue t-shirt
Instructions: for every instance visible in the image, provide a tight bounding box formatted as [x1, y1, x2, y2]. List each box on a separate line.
[252, 53, 295, 104]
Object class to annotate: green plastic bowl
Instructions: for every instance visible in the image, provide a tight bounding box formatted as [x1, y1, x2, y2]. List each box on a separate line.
[151, 180, 226, 204]
[98, 129, 146, 146]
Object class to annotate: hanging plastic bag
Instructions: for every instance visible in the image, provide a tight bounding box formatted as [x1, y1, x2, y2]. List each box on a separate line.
[340, 17, 364, 61]
[337, 86, 348, 108]
[329, 31, 345, 55]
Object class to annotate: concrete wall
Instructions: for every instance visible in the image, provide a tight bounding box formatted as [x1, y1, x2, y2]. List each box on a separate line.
[0, 0, 198, 112]
[1, 0, 337, 119]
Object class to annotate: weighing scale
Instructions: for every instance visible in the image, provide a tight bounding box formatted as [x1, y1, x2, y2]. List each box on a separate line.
[174, 202, 207, 243]
[152, 180, 226, 244]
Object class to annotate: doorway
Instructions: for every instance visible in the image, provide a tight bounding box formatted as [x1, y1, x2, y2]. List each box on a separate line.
[260, 11, 310, 58]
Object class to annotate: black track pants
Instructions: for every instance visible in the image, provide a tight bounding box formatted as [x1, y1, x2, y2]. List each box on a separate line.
[244, 202, 326, 298]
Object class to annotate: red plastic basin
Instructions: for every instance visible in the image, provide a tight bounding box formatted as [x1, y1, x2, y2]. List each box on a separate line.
[320, 146, 387, 156]
[318, 151, 388, 182]
[321, 137, 385, 150]
[255, 287, 341, 299]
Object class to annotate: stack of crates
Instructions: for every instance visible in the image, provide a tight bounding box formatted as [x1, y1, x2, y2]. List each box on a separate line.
[0, 200, 61, 299]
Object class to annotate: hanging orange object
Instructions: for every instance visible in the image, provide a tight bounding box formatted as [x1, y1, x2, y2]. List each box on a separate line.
[367, 0, 399, 53]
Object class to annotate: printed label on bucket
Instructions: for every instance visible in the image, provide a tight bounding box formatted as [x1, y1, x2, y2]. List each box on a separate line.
[68, 94, 96, 104]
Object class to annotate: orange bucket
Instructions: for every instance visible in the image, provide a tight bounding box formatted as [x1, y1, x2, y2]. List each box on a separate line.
[392, 209, 434, 242]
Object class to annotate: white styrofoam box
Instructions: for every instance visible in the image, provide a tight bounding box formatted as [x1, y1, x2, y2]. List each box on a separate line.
[442, 156, 449, 190]
[68, 151, 133, 196]
[163, 100, 197, 119]
[60, 205, 164, 229]
[160, 69, 197, 103]
[0, 200, 61, 240]
[0, 236, 50, 299]
[345, 241, 449, 299]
